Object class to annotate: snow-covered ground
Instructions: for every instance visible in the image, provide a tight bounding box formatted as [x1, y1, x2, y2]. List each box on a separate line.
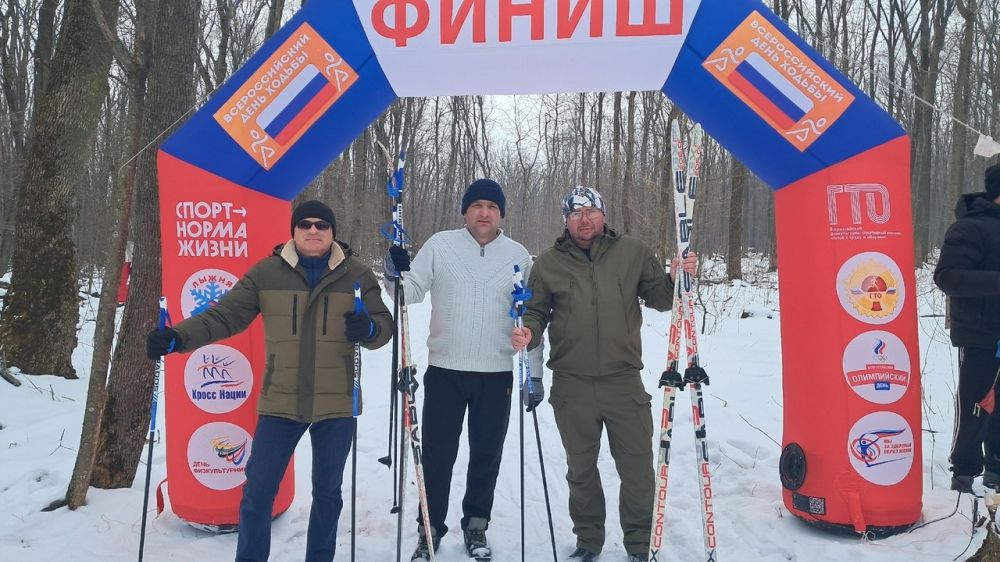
[0, 262, 986, 561]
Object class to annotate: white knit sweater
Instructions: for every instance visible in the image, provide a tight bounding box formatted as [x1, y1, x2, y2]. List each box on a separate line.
[385, 227, 544, 376]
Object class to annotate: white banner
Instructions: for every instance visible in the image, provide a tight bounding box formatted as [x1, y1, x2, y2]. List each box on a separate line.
[354, 0, 702, 95]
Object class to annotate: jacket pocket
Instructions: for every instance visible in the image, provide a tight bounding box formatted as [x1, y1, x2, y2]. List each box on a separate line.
[617, 390, 654, 455]
[291, 294, 298, 335]
[262, 353, 275, 394]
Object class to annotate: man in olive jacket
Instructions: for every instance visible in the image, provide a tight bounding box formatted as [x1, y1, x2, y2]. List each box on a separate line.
[146, 200, 393, 562]
[935, 163, 1000, 493]
[511, 186, 696, 562]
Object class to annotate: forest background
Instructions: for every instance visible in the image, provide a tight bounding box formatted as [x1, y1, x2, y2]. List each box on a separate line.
[0, 0, 997, 503]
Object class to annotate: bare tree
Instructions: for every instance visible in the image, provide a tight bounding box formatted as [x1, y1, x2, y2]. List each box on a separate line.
[946, 0, 977, 206]
[65, 0, 155, 510]
[727, 158, 748, 280]
[0, 0, 121, 378]
[92, 0, 198, 489]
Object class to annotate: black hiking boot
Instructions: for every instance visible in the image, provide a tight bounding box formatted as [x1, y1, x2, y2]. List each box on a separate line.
[951, 475, 974, 493]
[463, 517, 491, 561]
[568, 546, 600, 561]
[410, 525, 441, 562]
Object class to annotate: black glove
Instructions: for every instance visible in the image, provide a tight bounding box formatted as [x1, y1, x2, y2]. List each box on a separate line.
[146, 328, 179, 360]
[388, 245, 411, 273]
[522, 377, 544, 412]
[345, 310, 374, 343]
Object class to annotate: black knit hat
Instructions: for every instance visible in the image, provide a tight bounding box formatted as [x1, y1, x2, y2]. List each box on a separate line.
[291, 200, 336, 236]
[461, 179, 506, 217]
[986, 164, 1000, 200]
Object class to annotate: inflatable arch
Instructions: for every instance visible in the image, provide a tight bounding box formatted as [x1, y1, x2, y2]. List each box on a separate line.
[157, 0, 920, 535]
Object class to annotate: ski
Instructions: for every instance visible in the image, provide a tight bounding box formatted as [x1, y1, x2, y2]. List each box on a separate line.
[376, 140, 436, 562]
[648, 121, 688, 562]
[678, 123, 717, 562]
[648, 119, 716, 562]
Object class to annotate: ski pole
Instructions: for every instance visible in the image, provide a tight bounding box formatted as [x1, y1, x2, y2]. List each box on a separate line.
[351, 282, 365, 562]
[532, 406, 558, 562]
[377, 140, 434, 561]
[512, 267, 526, 562]
[512, 266, 557, 562]
[138, 297, 171, 562]
[375, 138, 403, 515]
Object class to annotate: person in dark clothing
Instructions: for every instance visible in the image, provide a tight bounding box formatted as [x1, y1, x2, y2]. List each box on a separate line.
[934, 163, 1000, 493]
[146, 200, 393, 562]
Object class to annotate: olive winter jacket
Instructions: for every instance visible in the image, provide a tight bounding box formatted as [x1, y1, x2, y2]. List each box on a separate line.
[522, 227, 674, 377]
[172, 240, 393, 421]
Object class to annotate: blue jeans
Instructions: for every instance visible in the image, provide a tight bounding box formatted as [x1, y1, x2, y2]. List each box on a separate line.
[235, 415, 354, 562]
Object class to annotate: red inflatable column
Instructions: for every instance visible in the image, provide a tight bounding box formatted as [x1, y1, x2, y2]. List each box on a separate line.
[776, 136, 921, 532]
[158, 152, 295, 529]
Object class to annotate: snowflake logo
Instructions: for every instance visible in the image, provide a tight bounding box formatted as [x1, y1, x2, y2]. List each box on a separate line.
[190, 281, 227, 316]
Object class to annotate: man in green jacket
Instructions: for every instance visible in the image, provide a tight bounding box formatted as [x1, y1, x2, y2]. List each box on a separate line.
[146, 200, 393, 562]
[511, 186, 696, 562]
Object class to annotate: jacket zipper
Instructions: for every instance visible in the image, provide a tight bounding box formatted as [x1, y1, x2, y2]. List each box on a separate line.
[322, 295, 328, 335]
[292, 294, 298, 335]
[592, 260, 600, 372]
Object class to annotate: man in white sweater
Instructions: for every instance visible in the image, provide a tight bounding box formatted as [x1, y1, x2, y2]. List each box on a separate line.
[384, 179, 544, 562]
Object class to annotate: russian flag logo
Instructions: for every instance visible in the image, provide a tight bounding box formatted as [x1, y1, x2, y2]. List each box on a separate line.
[256, 64, 338, 146]
[727, 52, 814, 130]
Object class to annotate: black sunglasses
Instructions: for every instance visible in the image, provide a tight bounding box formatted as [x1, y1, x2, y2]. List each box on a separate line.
[295, 219, 332, 231]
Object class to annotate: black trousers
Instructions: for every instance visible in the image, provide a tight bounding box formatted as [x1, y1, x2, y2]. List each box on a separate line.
[418, 365, 513, 536]
[951, 346, 1000, 476]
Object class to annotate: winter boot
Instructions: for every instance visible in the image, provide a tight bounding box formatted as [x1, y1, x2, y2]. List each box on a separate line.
[568, 547, 600, 561]
[627, 554, 649, 562]
[984, 471, 1000, 491]
[463, 517, 491, 561]
[410, 525, 441, 562]
[951, 475, 974, 493]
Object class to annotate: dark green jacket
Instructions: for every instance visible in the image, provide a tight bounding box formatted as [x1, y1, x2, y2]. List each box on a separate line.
[172, 240, 393, 422]
[523, 227, 673, 377]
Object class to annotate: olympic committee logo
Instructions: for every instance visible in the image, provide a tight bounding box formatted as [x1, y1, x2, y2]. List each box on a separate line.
[847, 412, 914, 486]
[836, 252, 904, 324]
[842, 331, 911, 404]
[187, 422, 253, 491]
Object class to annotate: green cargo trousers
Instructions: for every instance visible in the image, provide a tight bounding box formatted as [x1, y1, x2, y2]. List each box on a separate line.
[548, 370, 654, 555]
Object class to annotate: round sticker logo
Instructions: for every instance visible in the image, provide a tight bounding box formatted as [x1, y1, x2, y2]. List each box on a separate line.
[184, 345, 253, 414]
[847, 412, 914, 486]
[836, 252, 905, 325]
[187, 422, 253, 490]
[180, 269, 238, 319]
[842, 331, 911, 404]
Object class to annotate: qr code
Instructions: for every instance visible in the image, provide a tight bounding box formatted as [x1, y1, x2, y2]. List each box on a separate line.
[809, 496, 826, 515]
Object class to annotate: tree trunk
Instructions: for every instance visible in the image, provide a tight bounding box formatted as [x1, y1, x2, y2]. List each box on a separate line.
[0, 0, 120, 378]
[265, 0, 286, 39]
[66, 3, 152, 508]
[621, 91, 636, 235]
[92, 0, 197, 489]
[947, 0, 976, 207]
[728, 158, 747, 281]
